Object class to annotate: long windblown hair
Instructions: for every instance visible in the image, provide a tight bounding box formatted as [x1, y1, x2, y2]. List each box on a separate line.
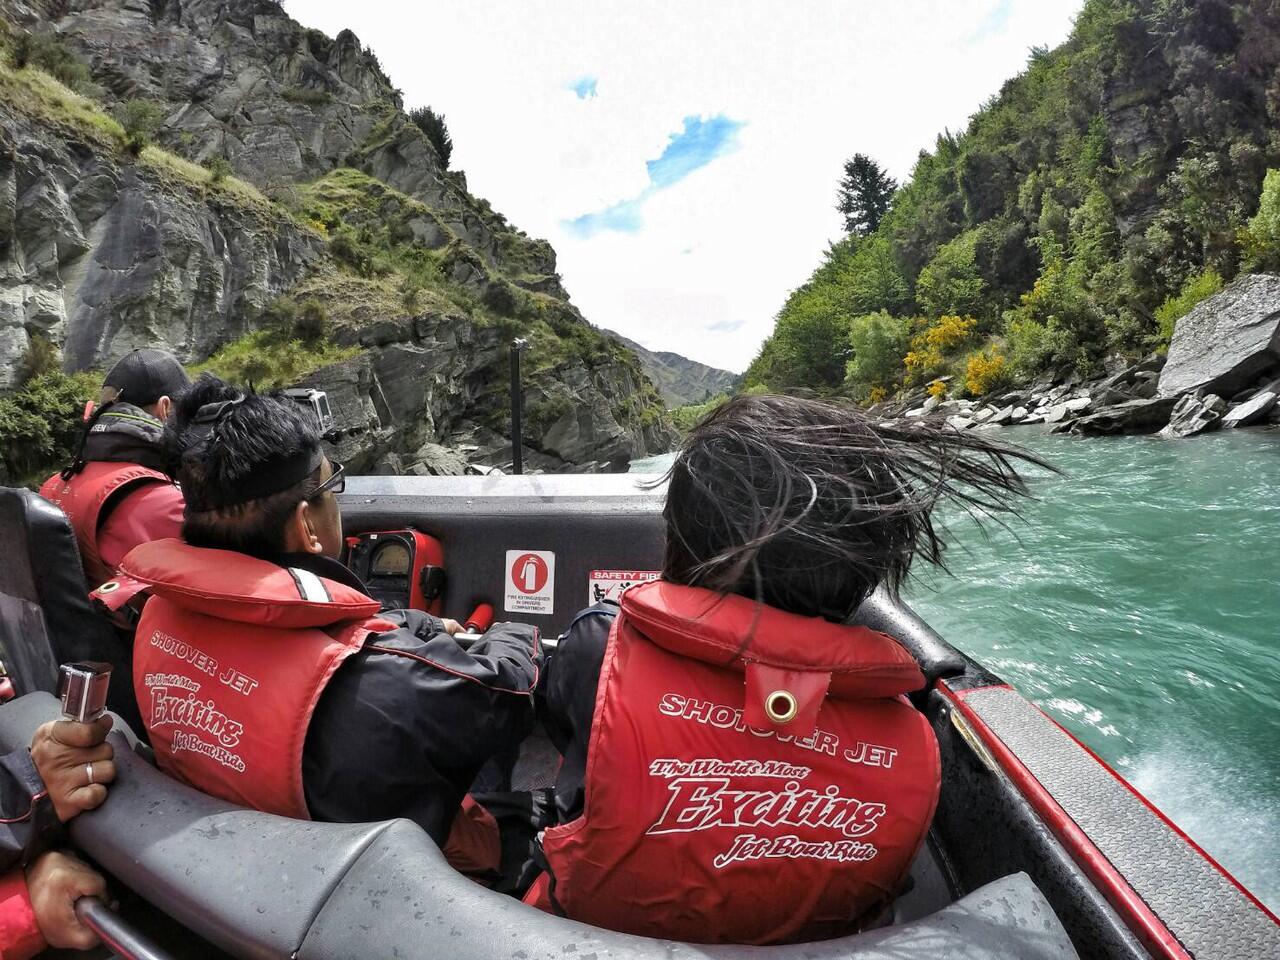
[662, 394, 1054, 622]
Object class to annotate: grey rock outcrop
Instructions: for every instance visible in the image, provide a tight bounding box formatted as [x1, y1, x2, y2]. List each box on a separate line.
[307, 310, 670, 474]
[1222, 382, 1280, 428]
[1158, 274, 1280, 399]
[0, 103, 320, 387]
[1064, 396, 1179, 436]
[1159, 394, 1226, 439]
[7, 0, 556, 286]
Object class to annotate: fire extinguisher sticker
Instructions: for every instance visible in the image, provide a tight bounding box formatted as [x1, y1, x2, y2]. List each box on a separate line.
[504, 550, 556, 615]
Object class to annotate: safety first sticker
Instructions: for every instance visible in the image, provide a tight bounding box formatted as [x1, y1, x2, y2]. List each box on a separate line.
[588, 569, 660, 605]
[505, 550, 556, 615]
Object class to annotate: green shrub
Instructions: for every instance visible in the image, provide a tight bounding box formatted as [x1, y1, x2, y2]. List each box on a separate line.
[11, 31, 91, 91]
[0, 339, 99, 487]
[204, 156, 233, 184]
[281, 86, 333, 106]
[845, 311, 908, 393]
[407, 106, 452, 169]
[117, 99, 164, 155]
[840, 234, 910, 315]
[294, 299, 328, 343]
[190, 330, 359, 390]
[1155, 268, 1224, 344]
[915, 231, 987, 318]
[671, 393, 729, 433]
[1005, 315, 1074, 379]
[1241, 169, 1280, 273]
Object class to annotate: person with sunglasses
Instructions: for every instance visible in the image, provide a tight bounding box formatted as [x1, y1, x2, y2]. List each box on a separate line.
[96, 375, 541, 874]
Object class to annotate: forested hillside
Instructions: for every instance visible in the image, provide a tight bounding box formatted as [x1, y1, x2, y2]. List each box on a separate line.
[746, 0, 1280, 401]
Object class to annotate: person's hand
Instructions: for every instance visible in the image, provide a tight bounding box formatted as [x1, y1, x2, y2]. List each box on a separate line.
[30, 716, 116, 822]
[24, 850, 105, 950]
[441, 618, 464, 636]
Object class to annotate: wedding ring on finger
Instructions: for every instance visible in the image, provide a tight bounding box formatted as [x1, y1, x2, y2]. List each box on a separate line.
[85, 761, 94, 786]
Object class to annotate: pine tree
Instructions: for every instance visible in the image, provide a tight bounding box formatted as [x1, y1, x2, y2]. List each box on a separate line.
[837, 154, 896, 235]
[408, 106, 453, 169]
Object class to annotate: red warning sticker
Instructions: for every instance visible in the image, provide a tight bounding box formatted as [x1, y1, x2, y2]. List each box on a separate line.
[588, 569, 660, 605]
[506, 550, 555, 614]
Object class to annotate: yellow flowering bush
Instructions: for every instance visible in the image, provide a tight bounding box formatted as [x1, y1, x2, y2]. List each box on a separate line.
[927, 379, 948, 399]
[903, 315, 978, 383]
[965, 349, 1009, 397]
[868, 385, 888, 404]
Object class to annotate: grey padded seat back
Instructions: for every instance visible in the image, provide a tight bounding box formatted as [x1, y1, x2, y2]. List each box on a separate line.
[0, 693, 1079, 960]
[0, 487, 142, 731]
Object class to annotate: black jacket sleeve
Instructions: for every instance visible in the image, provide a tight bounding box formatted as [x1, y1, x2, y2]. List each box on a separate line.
[302, 611, 541, 845]
[536, 604, 617, 823]
[0, 748, 59, 872]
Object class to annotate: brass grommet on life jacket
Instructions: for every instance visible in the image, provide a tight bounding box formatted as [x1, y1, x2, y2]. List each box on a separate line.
[765, 690, 798, 724]
[97, 581, 120, 594]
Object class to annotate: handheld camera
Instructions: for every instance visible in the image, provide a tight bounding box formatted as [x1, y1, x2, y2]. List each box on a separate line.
[57, 662, 113, 723]
[283, 388, 335, 440]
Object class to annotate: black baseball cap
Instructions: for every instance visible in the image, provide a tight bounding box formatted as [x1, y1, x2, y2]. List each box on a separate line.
[102, 349, 191, 407]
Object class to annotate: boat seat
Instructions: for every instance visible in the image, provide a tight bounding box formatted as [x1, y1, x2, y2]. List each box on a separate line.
[0, 486, 142, 732]
[853, 586, 966, 690]
[0, 692, 1078, 960]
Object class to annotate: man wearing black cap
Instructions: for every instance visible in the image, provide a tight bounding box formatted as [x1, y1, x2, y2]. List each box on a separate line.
[40, 349, 191, 588]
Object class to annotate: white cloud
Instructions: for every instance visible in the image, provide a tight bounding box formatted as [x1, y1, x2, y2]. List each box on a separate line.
[288, 0, 1082, 372]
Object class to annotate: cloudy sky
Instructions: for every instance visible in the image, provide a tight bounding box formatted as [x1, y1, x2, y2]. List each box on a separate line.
[290, 0, 1082, 372]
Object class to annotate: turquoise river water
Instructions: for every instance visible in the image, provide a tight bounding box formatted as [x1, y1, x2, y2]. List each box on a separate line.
[630, 427, 1280, 911]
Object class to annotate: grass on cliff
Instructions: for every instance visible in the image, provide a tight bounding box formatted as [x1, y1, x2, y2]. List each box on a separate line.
[0, 60, 123, 145]
[0, 36, 281, 221]
[293, 170, 668, 435]
[192, 330, 360, 391]
[139, 146, 273, 214]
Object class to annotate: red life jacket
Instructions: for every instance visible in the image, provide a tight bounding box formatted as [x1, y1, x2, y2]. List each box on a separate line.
[106, 539, 502, 877]
[113, 539, 389, 818]
[528, 580, 940, 945]
[40, 462, 173, 587]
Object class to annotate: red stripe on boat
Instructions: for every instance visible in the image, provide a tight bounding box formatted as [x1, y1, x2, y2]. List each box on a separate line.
[942, 683, 1194, 960]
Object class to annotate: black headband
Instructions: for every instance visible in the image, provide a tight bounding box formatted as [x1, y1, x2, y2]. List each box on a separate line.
[184, 398, 325, 510]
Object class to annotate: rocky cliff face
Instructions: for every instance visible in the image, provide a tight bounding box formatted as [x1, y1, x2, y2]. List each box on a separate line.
[0, 92, 321, 388]
[608, 332, 740, 407]
[0, 0, 675, 473]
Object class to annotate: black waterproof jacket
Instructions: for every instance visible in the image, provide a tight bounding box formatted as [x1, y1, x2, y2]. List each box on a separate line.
[0, 748, 59, 873]
[537, 603, 617, 824]
[285, 553, 543, 845]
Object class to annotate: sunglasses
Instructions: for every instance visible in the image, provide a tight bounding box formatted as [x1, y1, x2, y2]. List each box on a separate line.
[309, 461, 346, 500]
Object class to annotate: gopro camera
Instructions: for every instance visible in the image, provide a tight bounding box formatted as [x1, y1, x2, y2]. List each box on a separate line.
[283, 388, 335, 439]
[57, 662, 112, 723]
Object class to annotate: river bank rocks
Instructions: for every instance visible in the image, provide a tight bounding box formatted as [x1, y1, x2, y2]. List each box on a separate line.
[875, 273, 1280, 441]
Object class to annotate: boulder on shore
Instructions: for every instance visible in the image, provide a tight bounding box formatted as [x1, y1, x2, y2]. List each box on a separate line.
[1158, 274, 1280, 398]
[1065, 396, 1179, 436]
[1159, 394, 1226, 439]
[1222, 382, 1280, 428]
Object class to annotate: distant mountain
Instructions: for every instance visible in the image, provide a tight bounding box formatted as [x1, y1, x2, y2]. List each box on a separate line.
[608, 333, 740, 407]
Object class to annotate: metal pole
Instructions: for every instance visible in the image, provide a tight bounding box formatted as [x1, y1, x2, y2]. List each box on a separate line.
[509, 338, 528, 475]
